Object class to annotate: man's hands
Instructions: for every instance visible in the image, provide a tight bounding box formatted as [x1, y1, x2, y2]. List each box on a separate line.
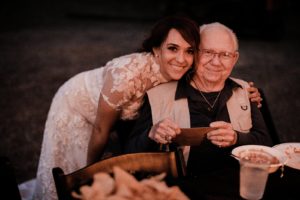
[248, 82, 263, 108]
[149, 118, 180, 144]
[207, 121, 237, 148]
[149, 119, 238, 148]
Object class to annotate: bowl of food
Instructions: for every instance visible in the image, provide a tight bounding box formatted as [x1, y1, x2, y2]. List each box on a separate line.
[232, 145, 287, 173]
[273, 142, 300, 170]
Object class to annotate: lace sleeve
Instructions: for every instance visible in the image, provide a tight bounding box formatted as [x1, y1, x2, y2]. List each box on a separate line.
[100, 55, 146, 111]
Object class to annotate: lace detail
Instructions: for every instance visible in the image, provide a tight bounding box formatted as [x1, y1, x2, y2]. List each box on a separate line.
[34, 52, 168, 199]
[101, 52, 166, 119]
[34, 72, 95, 200]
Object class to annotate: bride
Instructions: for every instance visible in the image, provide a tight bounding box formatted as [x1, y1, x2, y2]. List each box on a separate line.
[34, 16, 201, 200]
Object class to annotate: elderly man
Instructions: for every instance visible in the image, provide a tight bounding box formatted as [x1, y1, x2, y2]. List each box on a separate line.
[124, 22, 272, 198]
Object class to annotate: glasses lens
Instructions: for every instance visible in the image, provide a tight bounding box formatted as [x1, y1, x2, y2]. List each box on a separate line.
[220, 52, 234, 60]
[201, 49, 235, 60]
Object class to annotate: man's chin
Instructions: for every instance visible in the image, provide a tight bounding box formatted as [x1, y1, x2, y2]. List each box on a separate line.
[205, 75, 222, 84]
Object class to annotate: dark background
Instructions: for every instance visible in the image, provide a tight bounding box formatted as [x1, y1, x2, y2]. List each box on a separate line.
[0, 0, 299, 184]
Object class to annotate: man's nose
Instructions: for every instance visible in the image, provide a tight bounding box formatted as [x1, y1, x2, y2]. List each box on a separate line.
[210, 53, 222, 65]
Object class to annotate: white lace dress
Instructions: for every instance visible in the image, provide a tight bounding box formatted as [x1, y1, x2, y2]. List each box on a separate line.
[33, 52, 167, 200]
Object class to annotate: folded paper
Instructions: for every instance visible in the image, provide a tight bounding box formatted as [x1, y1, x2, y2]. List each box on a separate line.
[174, 127, 216, 146]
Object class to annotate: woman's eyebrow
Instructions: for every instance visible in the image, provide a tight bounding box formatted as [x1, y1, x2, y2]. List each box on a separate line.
[166, 43, 191, 48]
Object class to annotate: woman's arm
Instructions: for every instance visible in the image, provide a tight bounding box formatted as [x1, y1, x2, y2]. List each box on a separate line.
[87, 95, 120, 165]
[124, 95, 160, 153]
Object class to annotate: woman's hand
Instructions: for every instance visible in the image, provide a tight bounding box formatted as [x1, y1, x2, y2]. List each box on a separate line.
[248, 81, 263, 108]
[207, 121, 237, 148]
[148, 118, 180, 144]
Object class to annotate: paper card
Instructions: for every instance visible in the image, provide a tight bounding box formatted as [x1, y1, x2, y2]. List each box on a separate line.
[173, 127, 217, 146]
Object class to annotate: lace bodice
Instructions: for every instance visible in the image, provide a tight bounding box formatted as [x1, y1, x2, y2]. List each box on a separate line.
[92, 52, 167, 120]
[34, 52, 168, 200]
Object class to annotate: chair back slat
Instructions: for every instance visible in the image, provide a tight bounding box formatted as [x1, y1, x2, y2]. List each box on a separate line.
[53, 151, 186, 200]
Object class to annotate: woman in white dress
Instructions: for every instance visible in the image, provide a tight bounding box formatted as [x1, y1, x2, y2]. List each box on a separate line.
[34, 16, 201, 200]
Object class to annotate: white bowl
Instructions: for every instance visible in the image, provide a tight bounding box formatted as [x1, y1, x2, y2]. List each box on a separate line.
[273, 142, 300, 170]
[232, 145, 287, 173]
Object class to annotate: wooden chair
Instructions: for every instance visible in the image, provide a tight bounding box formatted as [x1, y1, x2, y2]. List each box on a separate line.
[52, 151, 186, 200]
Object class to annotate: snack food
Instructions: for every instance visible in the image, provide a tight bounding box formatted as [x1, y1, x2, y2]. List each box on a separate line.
[273, 143, 300, 170]
[72, 166, 189, 200]
[238, 149, 280, 165]
[232, 145, 286, 173]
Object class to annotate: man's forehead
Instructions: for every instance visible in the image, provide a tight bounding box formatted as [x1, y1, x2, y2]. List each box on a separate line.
[200, 28, 235, 50]
[202, 26, 230, 40]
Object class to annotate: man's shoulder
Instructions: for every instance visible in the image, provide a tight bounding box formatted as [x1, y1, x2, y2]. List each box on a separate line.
[229, 77, 250, 88]
[147, 81, 178, 94]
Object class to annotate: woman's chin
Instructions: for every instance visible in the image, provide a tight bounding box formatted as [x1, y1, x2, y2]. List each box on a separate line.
[167, 72, 185, 81]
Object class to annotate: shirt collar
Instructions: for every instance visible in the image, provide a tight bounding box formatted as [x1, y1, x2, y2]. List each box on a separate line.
[175, 76, 190, 100]
[174, 77, 243, 100]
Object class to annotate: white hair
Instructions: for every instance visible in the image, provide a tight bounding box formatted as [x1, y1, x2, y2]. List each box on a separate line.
[199, 22, 239, 51]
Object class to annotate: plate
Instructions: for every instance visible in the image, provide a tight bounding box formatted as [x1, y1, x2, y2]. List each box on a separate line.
[273, 143, 300, 170]
[232, 145, 287, 173]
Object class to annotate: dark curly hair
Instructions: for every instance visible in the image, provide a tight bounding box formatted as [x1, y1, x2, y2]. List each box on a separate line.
[141, 16, 200, 81]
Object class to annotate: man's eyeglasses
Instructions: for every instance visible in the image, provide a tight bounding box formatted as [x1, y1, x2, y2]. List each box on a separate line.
[200, 49, 237, 60]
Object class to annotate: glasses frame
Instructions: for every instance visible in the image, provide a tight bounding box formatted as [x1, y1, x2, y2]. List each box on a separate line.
[200, 49, 238, 61]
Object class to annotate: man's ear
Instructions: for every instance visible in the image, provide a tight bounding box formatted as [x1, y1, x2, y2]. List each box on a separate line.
[233, 51, 239, 65]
